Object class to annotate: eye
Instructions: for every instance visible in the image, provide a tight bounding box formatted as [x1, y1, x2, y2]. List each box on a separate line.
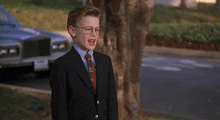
[85, 26, 93, 30]
[84, 27, 93, 34]
[85, 28, 92, 31]
[95, 28, 99, 33]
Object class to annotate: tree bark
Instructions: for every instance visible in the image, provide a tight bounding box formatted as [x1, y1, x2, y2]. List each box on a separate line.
[82, 0, 86, 5]
[89, 0, 154, 119]
[216, 0, 220, 10]
[180, 0, 187, 8]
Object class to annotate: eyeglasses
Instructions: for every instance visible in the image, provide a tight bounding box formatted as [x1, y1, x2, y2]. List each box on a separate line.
[74, 26, 99, 35]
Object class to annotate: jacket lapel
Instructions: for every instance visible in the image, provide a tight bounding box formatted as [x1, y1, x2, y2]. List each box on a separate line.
[94, 52, 104, 95]
[68, 47, 95, 94]
[94, 52, 103, 76]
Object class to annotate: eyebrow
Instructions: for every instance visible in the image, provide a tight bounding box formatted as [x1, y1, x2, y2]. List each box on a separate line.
[84, 26, 99, 28]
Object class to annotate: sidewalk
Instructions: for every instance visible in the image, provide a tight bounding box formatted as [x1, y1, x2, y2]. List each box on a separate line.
[0, 83, 51, 94]
[144, 46, 220, 60]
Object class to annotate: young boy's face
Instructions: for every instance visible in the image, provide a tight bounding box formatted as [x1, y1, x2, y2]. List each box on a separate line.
[70, 16, 99, 51]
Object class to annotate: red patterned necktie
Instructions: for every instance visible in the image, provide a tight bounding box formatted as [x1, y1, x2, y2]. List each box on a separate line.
[85, 53, 96, 90]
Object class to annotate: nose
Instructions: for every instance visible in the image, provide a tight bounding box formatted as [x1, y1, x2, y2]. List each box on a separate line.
[90, 29, 97, 36]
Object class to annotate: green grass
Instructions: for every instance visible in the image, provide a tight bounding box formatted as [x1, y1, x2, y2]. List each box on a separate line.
[150, 3, 219, 24]
[5, 7, 69, 30]
[1, 1, 219, 31]
[1, 0, 81, 11]
[149, 22, 220, 42]
[149, 3, 220, 43]
[0, 86, 51, 120]
[1, 0, 81, 31]
[0, 86, 190, 120]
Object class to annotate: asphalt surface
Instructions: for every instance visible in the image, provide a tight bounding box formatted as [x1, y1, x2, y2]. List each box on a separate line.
[141, 46, 220, 120]
[154, 0, 172, 6]
[140, 54, 220, 120]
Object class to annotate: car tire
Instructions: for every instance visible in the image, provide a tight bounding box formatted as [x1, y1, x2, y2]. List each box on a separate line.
[0, 69, 19, 82]
[35, 71, 50, 78]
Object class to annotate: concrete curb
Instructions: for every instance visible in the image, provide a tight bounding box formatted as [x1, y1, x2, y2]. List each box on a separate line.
[0, 83, 51, 94]
[144, 46, 220, 59]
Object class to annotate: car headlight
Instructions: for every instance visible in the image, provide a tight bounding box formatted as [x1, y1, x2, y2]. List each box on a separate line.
[52, 44, 58, 49]
[0, 49, 8, 55]
[0, 46, 19, 58]
[59, 43, 65, 49]
[52, 44, 65, 50]
[9, 48, 18, 54]
[52, 41, 70, 52]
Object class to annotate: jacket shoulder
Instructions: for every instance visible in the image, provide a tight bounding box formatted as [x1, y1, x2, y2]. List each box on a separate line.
[94, 51, 111, 60]
[52, 50, 73, 69]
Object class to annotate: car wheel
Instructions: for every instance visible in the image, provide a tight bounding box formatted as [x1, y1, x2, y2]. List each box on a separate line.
[35, 71, 50, 78]
[0, 69, 19, 82]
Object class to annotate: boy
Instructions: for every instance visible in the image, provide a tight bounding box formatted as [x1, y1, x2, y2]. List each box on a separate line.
[50, 5, 118, 120]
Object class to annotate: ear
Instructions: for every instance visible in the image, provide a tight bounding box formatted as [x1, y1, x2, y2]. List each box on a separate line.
[68, 26, 76, 37]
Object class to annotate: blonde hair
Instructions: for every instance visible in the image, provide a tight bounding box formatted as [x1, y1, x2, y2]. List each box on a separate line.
[67, 5, 101, 29]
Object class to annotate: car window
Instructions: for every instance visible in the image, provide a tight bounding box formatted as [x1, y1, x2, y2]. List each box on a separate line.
[0, 11, 8, 21]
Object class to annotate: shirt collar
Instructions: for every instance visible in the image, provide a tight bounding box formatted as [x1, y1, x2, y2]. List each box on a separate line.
[74, 44, 93, 59]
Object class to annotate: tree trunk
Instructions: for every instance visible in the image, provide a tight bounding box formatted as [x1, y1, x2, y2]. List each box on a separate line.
[216, 0, 220, 10]
[89, 0, 154, 119]
[82, 0, 87, 5]
[180, 0, 187, 8]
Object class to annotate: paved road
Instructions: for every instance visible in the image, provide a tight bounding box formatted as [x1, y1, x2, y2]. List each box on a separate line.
[2, 53, 220, 120]
[140, 54, 220, 120]
[154, 0, 172, 6]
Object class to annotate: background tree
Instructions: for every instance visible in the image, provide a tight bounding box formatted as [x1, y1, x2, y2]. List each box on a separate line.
[180, 0, 187, 8]
[89, 0, 154, 119]
[216, 0, 220, 10]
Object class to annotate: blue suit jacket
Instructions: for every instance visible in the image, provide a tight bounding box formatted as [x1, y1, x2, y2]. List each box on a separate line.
[50, 46, 118, 120]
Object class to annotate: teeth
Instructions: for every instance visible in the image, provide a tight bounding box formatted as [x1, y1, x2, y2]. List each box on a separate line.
[88, 39, 96, 45]
[88, 39, 95, 42]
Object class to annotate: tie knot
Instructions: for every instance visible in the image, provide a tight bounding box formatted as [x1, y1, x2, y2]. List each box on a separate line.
[85, 53, 91, 60]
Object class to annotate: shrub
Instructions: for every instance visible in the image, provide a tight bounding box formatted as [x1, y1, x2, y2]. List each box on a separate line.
[30, 0, 43, 5]
[149, 23, 220, 43]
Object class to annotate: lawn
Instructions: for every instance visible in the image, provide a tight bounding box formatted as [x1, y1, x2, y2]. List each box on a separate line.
[1, 0, 80, 31]
[0, 85, 190, 120]
[0, 86, 51, 120]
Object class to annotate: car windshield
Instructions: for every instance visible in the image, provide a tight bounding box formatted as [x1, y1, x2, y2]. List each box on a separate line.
[0, 11, 16, 27]
[0, 11, 8, 21]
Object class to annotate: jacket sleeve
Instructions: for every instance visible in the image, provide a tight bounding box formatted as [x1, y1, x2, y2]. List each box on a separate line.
[50, 60, 68, 120]
[107, 57, 119, 120]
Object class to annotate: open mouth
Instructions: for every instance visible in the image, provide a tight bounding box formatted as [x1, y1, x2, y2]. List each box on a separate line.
[88, 39, 96, 46]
